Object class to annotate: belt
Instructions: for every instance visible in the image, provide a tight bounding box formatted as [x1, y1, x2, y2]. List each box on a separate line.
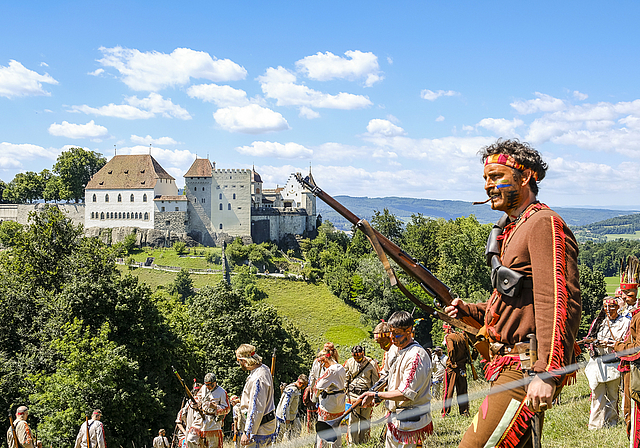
[320, 389, 345, 399]
[260, 411, 275, 426]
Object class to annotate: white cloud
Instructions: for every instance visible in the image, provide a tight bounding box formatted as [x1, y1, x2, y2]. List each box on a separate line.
[236, 141, 312, 158]
[299, 106, 320, 119]
[295, 50, 383, 87]
[214, 104, 290, 134]
[258, 66, 372, 110]
[88, 68, 104, 76]
[114, 145, 196, 170]
[573, 90, 588, 101]
[510, 92, 566, 114]
[97, 46, 247, 91]
[70, 93, 191, 120]
[0, 142, 60, 169]
[187, 83, 249, 107]
[131, 135, 180, 146]
[366, 119, 406, 137]
[420, 89, 460, 101]
[0, 60, 58, 98]
[48, 120, 109, 139]
[476, 118, 524, 136]
[436, 115, 445, 122]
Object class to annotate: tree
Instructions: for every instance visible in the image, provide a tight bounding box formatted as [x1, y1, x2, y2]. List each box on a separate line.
[43, 174, 64, 203]
[2, 171, 45, 203]
[170, 268, 194, 301]
[123, 232, 138, 254]
[53, 147, 106, 203]
[578, 264, 607, 337]
[404, 214, 442, 271]
[0, 221, 23, 248]
[371, 208, 404, 246]
[173, 241, 187, 255]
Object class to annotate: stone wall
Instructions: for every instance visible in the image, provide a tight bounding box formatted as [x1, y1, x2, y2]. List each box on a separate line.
[154, 211, 189, 233]
[84, 226, 197, 247]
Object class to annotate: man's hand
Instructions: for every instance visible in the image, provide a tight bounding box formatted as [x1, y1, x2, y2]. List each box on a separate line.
[240, 433, 251, 446]
[526, 374, 556, 412]
[445, 298, 469, 318]
[359, 391, 376, 407]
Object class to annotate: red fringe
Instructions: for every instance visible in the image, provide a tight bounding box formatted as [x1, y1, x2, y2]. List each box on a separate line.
[561, 371, 577, 386]
[387, 421, 433, 444]
[483, 356, 521, 382]
[318, 408, 343, 420]
[547, 216, 569, 373]
[496, 401, 535, 448]
[401, 353, 421, 393]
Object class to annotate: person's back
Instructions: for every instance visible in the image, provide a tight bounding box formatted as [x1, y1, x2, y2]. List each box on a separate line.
[74, 412, 105, 448]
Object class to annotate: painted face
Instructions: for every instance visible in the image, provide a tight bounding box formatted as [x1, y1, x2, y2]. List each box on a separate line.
[374, 332, 392, 351]
[353, 351, 364, 362]
[483, 163, 528, 215]
[390, 326, 411, 348]
[604, 302, 619, 320]
[623, 289, 638, 306]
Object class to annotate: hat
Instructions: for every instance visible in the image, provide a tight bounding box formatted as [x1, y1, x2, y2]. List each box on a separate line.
[230, 395, 239, 402]
[620, 256, 640, 291]
[351, 345, 364, 354]
[92, 409, 102, 416]
[603, 296, 619, 306]
[204, 373, 216, 383]
[16, 406, 28, 415]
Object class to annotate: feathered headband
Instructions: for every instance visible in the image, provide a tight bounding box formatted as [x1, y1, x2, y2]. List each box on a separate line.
[620, 255, 640, 290]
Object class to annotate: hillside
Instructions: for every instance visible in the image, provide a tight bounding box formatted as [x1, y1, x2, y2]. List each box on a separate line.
[572, 212, 640, 241]
[317, 195, 638, 230]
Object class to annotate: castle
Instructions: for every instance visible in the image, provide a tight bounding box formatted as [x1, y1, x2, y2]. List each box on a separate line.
[84, 154, 317, 246]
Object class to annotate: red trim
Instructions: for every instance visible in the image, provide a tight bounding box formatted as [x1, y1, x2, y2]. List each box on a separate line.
[387, 421, 433, 444]
[546, 216, 569, 373]
[400, 353, 421, 393]
[483, 356, 521, 382]
[495, 400, 535, 448]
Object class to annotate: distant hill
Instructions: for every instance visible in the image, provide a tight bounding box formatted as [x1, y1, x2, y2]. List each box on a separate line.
[571, 212, 640, 241]
[316, 196, 638, 231]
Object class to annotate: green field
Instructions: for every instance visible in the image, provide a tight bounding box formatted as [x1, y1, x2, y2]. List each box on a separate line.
[128, 247, 223, 269]
[605, 276, 619, 295]
[606, 230, 640, 241]
[120, 265, 373, 362]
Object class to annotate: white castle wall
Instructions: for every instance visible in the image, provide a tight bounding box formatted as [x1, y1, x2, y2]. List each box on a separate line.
[84, 188, 155, 229]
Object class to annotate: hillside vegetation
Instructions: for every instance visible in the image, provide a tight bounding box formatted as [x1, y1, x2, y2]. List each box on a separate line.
[572, 212, 640, 242]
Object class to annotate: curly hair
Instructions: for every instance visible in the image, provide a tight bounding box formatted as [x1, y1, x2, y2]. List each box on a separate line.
[236, 343, 262, 366]
[479, 139, 548, 195]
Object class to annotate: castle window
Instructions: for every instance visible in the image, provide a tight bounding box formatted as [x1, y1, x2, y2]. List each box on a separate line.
[100, 212, 104, 219]
[202, 198, 205, 204]
[219, 203, 223, 210]
[202, 187, 205, 191]
[118, 212, 122, 219]
[127, 212, 130, 219]
[91, 212, 94, 219]
[130, 194, 134, 202]
[117, 194, 122, 202]
[161, 207, 165, 212]
[219, 193, 222, 200]
[145, 213, 149, 220]
[175, 207, 179, 211]
[105, 194, 109, 202]
[134, 213, 138, 219]
[233, 193, 236, 200]
[228, 204, 231, 210]
[219, 224, 223, 229]
[165, 220, 170, 226]
[193, 186, 197, 191]
[194, 198, 197, 203]
[256, 188, 260, 194]
[93, 194, 97, 202]
[143, 194, 147, 202]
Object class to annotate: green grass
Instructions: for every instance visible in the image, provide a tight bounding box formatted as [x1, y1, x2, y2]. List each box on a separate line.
[118, 265, 224, 289]
[256, 277, 374, 361]
[605, 276, 619, 295]
[128, 247, 223, 269]
[606, 231, 640, 241]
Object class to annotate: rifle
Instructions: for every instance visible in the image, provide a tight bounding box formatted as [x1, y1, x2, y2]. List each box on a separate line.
[270, 348, 276, 377]
[85, 415, 91, 448]
[527, 334, 543, 448]
[295, 174, 485, 345]
[8, 411, 23, 448]
[172, 366, 207, 420]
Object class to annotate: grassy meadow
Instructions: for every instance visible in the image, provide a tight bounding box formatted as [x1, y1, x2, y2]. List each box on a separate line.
[605, 275, 619, 295]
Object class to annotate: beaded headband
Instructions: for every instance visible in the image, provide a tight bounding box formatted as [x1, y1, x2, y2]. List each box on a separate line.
[485, 153, 538, 181]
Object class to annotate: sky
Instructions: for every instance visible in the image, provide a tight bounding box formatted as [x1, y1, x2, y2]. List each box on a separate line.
[2, 1, 640, 208]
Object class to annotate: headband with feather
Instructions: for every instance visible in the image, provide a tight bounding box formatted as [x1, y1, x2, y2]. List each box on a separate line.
[620, 255, 640, 290]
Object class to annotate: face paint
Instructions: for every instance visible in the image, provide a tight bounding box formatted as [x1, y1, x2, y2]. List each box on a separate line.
[495, 184, 512, 189]
[506, 190, 519, 210]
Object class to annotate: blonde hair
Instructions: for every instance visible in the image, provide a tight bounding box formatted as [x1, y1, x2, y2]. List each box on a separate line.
[236, 343, 262, 366]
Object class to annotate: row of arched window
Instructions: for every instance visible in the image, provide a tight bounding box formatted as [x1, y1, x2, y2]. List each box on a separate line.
[93, 193, 147, 203]
[90, 211, 149, 220]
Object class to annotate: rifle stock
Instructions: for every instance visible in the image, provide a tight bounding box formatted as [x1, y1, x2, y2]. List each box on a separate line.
[295, 174, 483, 334]
[8, 412, 22, 448]
[172, 366, 207, 420]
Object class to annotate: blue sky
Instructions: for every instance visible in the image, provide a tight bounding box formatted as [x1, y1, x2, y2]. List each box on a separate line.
[2, 1, 640, 208]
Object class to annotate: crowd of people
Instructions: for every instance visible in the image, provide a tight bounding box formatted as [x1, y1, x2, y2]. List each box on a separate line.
[9, 140, 640, 448]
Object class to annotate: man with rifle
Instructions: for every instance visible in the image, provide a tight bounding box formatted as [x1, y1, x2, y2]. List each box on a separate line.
[7, 406, 40, 448]
[343, 345, 379, 444]
[189, 373, 230, 448]
[360, 311, 433, 448]
[442, 323, 473, 417]
[446, 139, 581, 447]
[74, 410, 105, 448]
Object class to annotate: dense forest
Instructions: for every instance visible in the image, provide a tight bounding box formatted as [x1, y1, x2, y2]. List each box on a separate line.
[572, 213, 640, 241]
[2, 203, 638, 447]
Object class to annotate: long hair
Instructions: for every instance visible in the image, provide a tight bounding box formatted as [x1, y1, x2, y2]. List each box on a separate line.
[236, 343, 262, 367]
